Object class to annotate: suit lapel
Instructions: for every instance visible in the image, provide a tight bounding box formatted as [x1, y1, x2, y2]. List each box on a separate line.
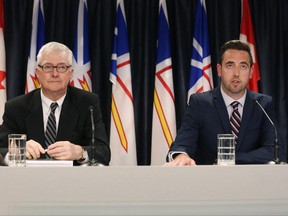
[24, 88, 80, 146]
[57, 89, 79, 141]
[213, 87, 231, 133]
[213, 88, 254, 150]
[25, 90, 46, 147]
[237, 91, 253, 149]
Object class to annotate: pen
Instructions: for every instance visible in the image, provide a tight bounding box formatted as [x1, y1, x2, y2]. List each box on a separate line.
[44, 149, 53, 160]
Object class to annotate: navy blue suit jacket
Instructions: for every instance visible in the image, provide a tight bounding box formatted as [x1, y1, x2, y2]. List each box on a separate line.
[0, 86, 111, 165]
[168, 86, 277, 165]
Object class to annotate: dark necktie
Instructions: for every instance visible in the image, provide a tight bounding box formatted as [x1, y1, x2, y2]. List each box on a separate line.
[230, 101, 241, 144]
[45, 102, 58, 148]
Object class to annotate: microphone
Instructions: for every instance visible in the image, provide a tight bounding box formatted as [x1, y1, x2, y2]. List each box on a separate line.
[85, 106, 104, 167]
[253, 99, 281, 164]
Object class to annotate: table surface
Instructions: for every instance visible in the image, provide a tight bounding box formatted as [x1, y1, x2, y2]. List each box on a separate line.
[1, 164, 288, 215]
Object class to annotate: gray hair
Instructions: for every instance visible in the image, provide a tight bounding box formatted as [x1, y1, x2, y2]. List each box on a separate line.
[37, 41, 73, 65]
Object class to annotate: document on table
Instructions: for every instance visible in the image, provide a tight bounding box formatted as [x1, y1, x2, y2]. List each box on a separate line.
[26, 160, 73, 167]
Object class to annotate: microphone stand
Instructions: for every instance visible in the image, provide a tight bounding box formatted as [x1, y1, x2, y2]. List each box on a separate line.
[254, 100, 284, 164]
[268, 127, 280, 165]
[87, 106, 104, 167]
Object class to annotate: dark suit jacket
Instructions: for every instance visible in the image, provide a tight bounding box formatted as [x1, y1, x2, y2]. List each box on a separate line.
[168, 86, 277, 164]
[0, 86, 110, 165]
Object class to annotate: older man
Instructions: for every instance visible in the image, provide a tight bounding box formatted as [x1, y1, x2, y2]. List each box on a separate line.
[0, 42, 110, 165]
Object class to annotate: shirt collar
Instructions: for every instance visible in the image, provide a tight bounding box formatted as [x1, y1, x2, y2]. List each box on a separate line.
[220, 86, 246, 108]
[40, 89, 66, 110]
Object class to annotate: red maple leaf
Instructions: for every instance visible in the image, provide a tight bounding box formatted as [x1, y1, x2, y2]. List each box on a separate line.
[0, 70, 6, 90]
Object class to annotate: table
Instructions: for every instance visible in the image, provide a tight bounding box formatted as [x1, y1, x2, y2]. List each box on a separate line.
[1, 165, 288, 215]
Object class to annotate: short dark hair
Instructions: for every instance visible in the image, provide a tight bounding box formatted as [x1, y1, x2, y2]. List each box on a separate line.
[219, 40, 253, 67]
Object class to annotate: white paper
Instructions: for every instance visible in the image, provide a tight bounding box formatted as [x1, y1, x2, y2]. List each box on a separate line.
[26, 160, 73, 167]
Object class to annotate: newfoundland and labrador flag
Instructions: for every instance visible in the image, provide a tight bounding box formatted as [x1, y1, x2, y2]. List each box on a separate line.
[72, 0, 92, 92]
[151, 0, 176, 165]
[109, 0, 137, 166]
[26, 0, 45, 93]
[187, 0, 213, 103]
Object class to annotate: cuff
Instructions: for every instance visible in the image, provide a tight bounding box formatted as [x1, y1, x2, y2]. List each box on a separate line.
[77, 149, 89, 164]
[168, 151, 188, 162]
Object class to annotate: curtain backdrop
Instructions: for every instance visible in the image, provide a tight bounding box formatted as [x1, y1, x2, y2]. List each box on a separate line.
[4, 0, 288, 164]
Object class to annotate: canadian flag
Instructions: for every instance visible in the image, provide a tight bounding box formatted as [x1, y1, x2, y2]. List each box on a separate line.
[0, 0, 6, 124]
[240, 0, 260, 92]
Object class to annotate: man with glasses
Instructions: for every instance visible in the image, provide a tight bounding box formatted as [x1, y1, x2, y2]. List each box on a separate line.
[0, 42, 110, 166]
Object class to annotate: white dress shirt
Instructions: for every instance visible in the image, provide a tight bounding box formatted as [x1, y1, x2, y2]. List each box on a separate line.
[40, 90, 66, 134]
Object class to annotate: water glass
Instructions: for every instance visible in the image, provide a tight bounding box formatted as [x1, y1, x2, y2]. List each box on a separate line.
[217, 134, 235, 165]
[8, 134, 27, 167]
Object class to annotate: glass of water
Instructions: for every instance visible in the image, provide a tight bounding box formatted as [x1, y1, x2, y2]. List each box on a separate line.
[8, 134, 27, 167]
[217, 134, 235, 165]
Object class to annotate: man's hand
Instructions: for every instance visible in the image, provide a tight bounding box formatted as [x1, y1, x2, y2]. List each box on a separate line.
[47, 141, 83, 160]
[26, 140, 46, 159]
[163, 153, 196, 166]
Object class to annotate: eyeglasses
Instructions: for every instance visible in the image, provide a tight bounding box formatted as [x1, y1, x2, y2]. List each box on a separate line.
[38, 63, 71, 73]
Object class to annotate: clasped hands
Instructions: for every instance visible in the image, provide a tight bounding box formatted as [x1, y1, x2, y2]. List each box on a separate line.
[26, 140, 83, 160]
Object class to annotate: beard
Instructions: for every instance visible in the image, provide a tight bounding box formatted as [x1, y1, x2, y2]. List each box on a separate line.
[222, 79, 249, 97]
